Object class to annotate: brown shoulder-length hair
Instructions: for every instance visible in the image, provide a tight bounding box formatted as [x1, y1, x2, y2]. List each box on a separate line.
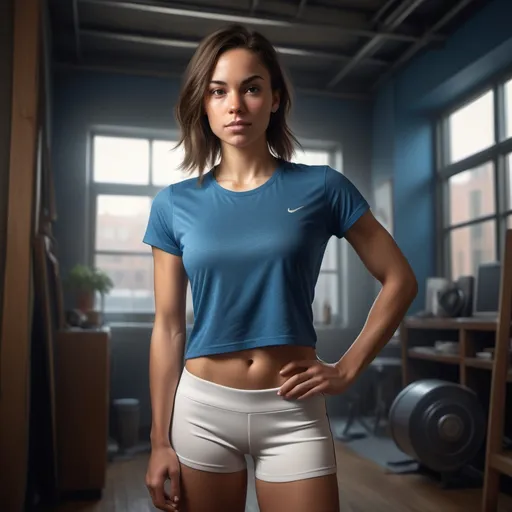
[174, 24, 300, 182]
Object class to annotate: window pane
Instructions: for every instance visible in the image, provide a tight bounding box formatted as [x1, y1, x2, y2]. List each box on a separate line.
[93, 136, 149, 184]
[449, 220, 496, 280]
[293, 149, 330, 166]
[321, 237, 338, 271]
[96, 195, 151, 252]
[96, 254, 154, 312]
[152, 140, 199, 186]
[507, 154, 512, 209]
[448, 162, 495, 225]
[506, 79, 512, 139]
[313, 274, 338, 324]
[185, 282, 194, 325]
[448, 91, 494, 164]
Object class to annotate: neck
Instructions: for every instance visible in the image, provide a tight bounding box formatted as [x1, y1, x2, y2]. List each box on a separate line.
[215, 137, 278, 182]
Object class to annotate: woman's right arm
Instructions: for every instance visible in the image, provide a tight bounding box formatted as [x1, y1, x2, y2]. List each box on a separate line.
[146, 246, 188, 511]
[149, 246, 187, 446]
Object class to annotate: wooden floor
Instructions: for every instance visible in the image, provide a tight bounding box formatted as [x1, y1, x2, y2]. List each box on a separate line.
[53, 441, 512, 512]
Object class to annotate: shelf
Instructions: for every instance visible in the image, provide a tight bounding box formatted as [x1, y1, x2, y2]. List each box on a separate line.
[408, 349, 460, 364]
[404, 316, 499, 331]
[465, 357, 493, 370]
[490, 451, 512, 478]
[465, 358, 512, 381]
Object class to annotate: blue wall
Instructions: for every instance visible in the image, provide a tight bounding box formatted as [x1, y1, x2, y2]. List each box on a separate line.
[373, 0, 512, 312]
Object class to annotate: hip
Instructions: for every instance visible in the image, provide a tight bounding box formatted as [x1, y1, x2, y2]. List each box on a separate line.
[184, 344, 318, 390]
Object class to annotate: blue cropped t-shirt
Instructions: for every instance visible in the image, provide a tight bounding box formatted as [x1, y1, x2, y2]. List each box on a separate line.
[143, 161, 370, 360]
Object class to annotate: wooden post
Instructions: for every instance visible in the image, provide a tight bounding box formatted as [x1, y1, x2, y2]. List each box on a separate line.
[0, 0, 41, 509]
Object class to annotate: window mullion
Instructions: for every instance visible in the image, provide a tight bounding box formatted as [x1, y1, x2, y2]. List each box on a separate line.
[149, 138, 154, 186]
[495, 83, 504, 259]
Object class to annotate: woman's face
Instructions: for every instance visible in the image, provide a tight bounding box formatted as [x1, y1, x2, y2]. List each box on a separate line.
[203, 48, 280, 150]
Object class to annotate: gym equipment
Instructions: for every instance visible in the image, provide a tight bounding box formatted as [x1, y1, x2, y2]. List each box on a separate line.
[389, 379, 486, 475]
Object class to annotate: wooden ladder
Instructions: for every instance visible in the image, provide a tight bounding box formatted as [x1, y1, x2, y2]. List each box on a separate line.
[482, 228, 512, 511]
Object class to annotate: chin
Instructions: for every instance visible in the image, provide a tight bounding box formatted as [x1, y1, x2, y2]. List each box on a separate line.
[222, 128, 269, 149]
[218, 133, 260, 149]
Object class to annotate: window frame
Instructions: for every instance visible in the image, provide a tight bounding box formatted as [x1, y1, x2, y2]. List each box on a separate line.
[87, 128, 346, 326]
[436, 74, 512, 279]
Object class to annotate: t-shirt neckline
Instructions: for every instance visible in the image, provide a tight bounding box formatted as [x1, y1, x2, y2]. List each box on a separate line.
[207, 161, 284, 197]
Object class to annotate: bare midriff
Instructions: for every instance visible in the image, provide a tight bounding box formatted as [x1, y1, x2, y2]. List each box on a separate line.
[184, 345, 317, 390]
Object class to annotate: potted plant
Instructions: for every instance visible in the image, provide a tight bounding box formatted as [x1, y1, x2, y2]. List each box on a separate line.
[67, 264, 113, 319]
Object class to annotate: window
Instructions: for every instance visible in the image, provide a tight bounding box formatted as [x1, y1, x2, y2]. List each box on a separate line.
[438, 78, 512, 280]
[91, 134, 196, 319]
[505, 79, 512, 139]
[447, 90, 494, 164]
[92, 135, 343, 325]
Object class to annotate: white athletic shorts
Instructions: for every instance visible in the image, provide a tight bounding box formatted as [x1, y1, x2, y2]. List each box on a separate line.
[171, 367, 338, 483]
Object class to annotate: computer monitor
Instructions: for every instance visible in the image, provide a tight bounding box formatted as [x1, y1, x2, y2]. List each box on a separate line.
[472, 261, 501, 317]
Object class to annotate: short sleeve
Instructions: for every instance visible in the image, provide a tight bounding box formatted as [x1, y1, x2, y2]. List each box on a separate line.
[143, 186, 182, 256]
[324, 166, 370, 238]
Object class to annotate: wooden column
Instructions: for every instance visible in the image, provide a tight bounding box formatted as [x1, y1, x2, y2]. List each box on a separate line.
[0, 0, 41, 509]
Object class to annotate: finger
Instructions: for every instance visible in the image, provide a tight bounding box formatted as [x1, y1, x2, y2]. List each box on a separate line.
[280, 360, 313, 375]
[282, 378, 320, 399]
[153, 485, 173, 511]
[169, 469, 181, 507]
[163, 491, 178, 509]
[298, 384, 328, 400]
[278, 369, 315, 396]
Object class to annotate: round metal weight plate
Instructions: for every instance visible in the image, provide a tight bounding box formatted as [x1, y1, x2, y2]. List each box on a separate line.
[389, 379, 486, 473]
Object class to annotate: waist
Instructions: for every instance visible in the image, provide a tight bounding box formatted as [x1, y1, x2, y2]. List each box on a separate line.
[184, 344, 317, 390]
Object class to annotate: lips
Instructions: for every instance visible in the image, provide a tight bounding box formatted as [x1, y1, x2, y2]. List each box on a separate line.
[226, 120, 251, 127]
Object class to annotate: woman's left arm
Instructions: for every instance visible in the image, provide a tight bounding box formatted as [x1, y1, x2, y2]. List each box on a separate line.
[335, 210, 418, 379]
[278, 210, 418, 400]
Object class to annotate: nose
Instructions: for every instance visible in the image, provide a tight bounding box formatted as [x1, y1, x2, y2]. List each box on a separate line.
[229, 92, 243, 114]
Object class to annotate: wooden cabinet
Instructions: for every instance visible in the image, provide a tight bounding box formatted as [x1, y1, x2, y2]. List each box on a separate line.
[55, 327, 110, 497]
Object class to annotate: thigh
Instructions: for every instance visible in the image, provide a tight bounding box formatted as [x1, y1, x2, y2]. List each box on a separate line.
[255, 473, 340, 512]
[180, 465, 248, 512]
[171, 391, 248, 474]
[251, 396, 337, 483]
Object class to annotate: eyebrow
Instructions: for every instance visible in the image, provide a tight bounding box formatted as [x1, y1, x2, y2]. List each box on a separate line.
[209, 75, 264, 86]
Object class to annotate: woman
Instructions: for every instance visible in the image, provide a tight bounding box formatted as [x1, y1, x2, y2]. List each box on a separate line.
[143, 24, 417, 512]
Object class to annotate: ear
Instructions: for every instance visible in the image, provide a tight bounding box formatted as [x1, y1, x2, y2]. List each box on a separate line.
[271, 90, 280, 113]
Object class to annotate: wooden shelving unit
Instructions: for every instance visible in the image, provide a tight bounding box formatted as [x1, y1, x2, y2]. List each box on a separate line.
[400, 229, 512, 512]
[483, 229, 512, 512]
[405, 349, 512, 381]
[401, 318, 507, 388]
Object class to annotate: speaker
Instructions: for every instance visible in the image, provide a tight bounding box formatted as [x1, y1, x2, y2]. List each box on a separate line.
[456, 276, 474, 318]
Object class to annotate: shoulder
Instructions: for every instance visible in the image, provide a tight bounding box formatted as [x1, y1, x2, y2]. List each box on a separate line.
[283, 160, 326, 176]
[283, 161, 351, 190]
[170, 172, 212, 201]
[281, 161, 329, 188]
[153, 173, 208, 206]
[172, 173, 205, 191]
[152, 184, 173, 208]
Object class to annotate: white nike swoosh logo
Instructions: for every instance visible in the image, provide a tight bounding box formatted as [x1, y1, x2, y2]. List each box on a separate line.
[288, 206, 305, 213]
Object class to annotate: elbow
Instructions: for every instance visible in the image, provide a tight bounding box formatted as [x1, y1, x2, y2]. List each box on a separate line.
[385, 267, 418, 304]
[403, 269, 418, 303]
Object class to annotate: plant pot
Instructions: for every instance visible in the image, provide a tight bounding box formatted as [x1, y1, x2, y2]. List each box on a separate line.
[86, 310, 103, 327]
[77, 290, 95, 312]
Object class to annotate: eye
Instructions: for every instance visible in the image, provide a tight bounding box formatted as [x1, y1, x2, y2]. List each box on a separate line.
[210, 89, 225, 96]
[246, 86, 260, 94]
